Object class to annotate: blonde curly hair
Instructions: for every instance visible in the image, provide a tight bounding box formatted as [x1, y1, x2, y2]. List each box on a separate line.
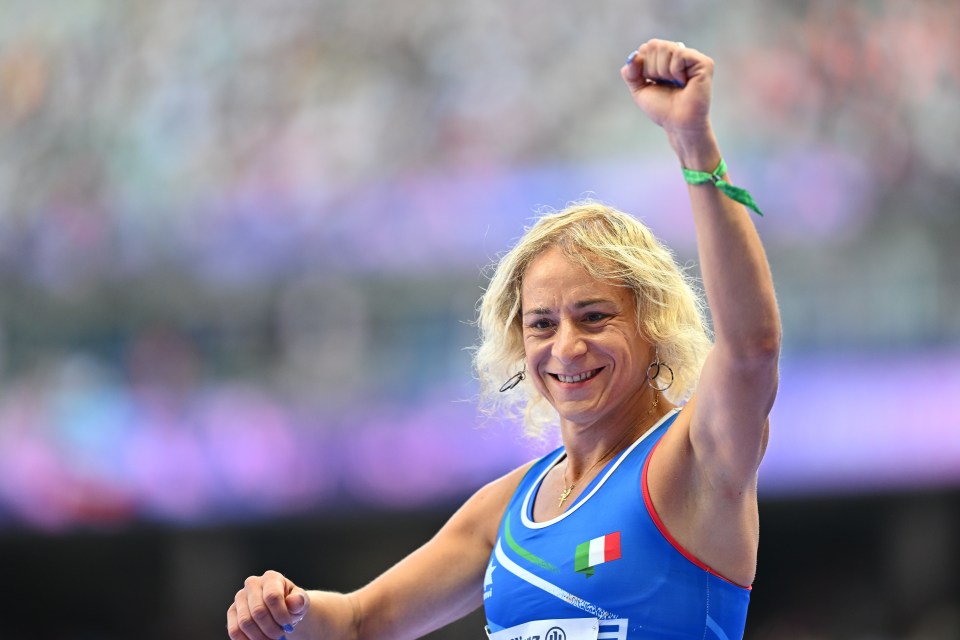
[474, 201, 712, 439]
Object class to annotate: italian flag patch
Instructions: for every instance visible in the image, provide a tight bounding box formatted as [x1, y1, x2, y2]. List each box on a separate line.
[574, 531, 621, 577]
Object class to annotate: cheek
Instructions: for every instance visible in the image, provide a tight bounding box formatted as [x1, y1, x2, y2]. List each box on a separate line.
[523, 344, 544, 374]
[523, 333, 549, 359]
[523, 343, 552, 392]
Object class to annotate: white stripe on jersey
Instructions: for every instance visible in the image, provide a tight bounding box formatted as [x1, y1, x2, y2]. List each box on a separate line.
[493, 539, 620, 622]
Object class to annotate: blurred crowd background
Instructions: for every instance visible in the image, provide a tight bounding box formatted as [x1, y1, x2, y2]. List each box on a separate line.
[1, 0, 958, 638]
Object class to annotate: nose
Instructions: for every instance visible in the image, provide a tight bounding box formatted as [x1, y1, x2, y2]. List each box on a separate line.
[552, 321, 587, 363]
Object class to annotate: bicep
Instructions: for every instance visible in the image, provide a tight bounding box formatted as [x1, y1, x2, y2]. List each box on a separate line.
[353, 525, 487, 638]
[351, 466, 528, 639]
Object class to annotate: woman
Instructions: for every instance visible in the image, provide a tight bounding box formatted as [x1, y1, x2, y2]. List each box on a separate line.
[227, 38, 779, 640]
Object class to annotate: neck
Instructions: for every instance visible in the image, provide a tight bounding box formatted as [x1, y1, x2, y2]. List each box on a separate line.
[561, 390, 668, 482]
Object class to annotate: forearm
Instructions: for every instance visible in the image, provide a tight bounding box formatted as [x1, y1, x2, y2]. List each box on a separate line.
[352, 583, 480, 640]
[293, 572, 479, 640]
[670, 128, 780, 355]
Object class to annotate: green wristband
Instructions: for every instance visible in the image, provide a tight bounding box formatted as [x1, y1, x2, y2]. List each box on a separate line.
[682, 158, 763, 216]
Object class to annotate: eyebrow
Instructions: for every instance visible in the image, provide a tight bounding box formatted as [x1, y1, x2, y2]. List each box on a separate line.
[522, 298, 615, 317]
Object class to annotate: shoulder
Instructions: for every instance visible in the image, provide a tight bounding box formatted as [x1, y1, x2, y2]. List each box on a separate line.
[444, 460, 538, 548]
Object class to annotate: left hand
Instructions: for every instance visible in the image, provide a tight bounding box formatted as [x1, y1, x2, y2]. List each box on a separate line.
[620, 39, 714, 142]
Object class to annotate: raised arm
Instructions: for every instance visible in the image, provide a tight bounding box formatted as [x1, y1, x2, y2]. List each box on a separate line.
[227, 464, 528, 640]
[622, 39, 780, 489]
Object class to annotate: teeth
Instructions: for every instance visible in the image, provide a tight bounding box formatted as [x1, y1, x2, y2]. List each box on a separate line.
[557, 369, 599, 383]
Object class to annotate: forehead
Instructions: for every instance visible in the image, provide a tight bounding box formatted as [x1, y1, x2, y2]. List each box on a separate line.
[521, 247, 632, 307]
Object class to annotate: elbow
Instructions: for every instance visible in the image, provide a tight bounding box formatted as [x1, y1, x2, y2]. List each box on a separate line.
[737, 329, 781, 394]
[721, 321, 782, 363]
[747, 327, 781, 361]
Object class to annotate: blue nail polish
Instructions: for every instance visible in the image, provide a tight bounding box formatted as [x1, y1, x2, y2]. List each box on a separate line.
[283, 624, 295, 633]
[626, 51, 638, 64]
[280, 636, 287, 640]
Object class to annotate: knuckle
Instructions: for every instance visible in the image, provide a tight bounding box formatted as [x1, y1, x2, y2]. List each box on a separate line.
[237, 613, 257, 632]
[244, 575, 261, 588]
[251, 603, 273, 624]
[263, 589, 283, 608]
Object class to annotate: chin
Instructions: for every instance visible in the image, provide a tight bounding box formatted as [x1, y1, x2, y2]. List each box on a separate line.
[554, 405, 606, 426]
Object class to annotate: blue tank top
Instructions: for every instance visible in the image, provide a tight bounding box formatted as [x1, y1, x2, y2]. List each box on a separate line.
[483, 409, 751, 640]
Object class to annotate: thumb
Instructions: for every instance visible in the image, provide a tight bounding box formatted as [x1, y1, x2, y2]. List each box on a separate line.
[286, 590, 309, 616]
[621, 51, 643, 85]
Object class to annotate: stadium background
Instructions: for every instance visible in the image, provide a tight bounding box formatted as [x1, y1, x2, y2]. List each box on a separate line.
[1, 0, 958, 637]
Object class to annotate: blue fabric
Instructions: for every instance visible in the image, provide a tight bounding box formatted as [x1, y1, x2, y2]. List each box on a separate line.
[483, 410, 751, 639]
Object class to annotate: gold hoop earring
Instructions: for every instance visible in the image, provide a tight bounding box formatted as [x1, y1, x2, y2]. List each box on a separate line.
[499, 365, 526, 392]
[645, 358, 674, 392]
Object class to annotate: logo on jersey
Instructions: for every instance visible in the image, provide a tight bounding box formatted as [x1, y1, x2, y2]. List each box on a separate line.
[574, 531, 621, 577]
[484, 561, 496, 600]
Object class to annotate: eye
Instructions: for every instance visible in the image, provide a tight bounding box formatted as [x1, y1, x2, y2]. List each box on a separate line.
[526, 318, 555, 331]
[583, 312, 609, 323]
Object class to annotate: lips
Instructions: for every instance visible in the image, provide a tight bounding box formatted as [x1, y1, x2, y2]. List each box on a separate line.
[551, 367, 603, 384]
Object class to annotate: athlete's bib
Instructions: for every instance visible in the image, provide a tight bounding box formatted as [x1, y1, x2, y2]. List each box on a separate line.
[486, 617, 600, 640]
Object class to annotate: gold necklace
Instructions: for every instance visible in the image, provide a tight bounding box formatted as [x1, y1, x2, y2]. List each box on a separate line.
[558, 392, 660, 509]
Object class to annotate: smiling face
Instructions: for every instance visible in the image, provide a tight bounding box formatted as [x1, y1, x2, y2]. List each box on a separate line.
[521, 246, 655, 429]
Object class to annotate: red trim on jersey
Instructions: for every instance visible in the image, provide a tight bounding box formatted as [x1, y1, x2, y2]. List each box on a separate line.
[641, 438, 752, 591]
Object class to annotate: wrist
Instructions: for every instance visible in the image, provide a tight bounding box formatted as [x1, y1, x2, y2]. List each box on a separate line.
[681, 157, 764, 216]
[666, 126, 721, 172]
[296, 590, 356, 640]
